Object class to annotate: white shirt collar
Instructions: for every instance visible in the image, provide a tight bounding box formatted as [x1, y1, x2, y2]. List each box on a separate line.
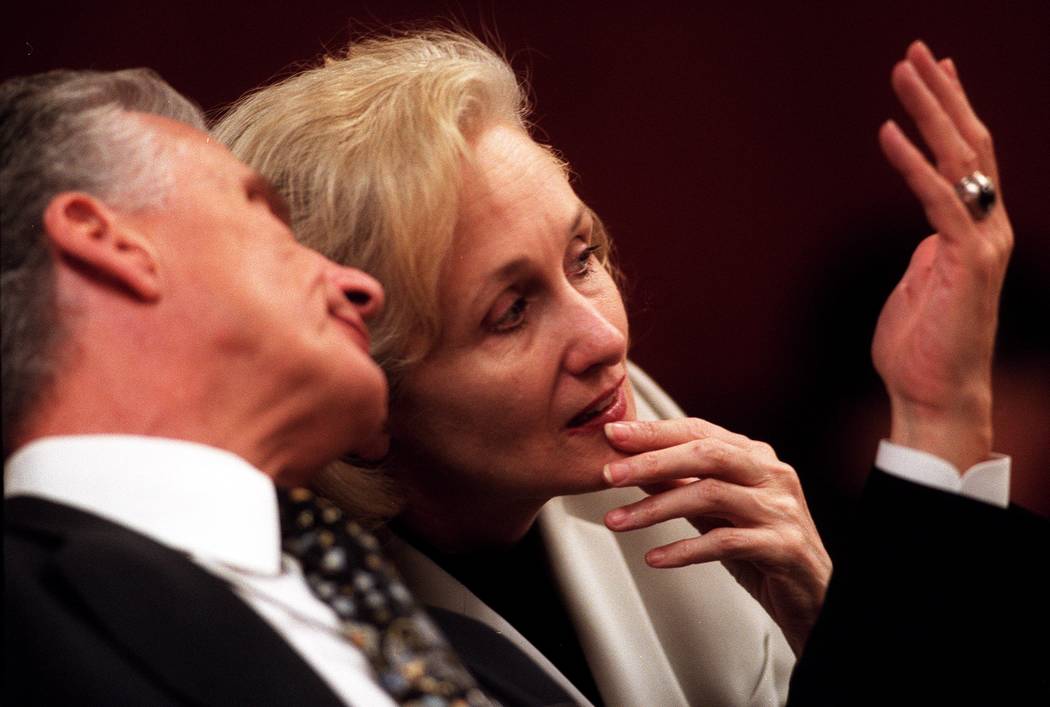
[4, 435, 282, 574]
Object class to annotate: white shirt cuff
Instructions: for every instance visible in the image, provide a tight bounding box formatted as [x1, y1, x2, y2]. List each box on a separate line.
[875, 440, 1011, 509]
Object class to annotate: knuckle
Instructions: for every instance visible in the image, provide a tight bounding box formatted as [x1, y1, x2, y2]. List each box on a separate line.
[635, 500, 660, 525]
[695, 477, 722, 504]
[640, 451, 661, 474]
[636, 421, 658, 442]
[752, 441, 776, 458]
[767, 460, 799, 483]
[690, 438, 712, 460]
[960, 147, 980, 170]
[974, 123, 993, 153]
[685, 417, 707, 439]
[707, 440, 730, 465]
[780, 526, 811, 562]
[661, 543, 690, 566]
[1002, 231, 1015, 257]
[769, 492, 801, 519]
[716, 529, 751, 555]
[940, 153, 978, 178]
[973, 240, 1000, 270]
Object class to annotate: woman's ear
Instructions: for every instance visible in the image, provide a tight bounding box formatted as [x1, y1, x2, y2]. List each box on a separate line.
[43, 192, 161, 302]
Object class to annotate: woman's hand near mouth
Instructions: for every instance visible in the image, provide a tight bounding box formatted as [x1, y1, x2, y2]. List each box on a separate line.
[601, 417, 832, 657]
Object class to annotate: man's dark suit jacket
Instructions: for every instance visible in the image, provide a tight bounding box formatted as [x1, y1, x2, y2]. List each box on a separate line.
[4, 496, 349, 706]
[789, 469, 1049, 705]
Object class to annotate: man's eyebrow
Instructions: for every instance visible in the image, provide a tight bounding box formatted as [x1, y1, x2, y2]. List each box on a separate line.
[246, 173, 293, 226]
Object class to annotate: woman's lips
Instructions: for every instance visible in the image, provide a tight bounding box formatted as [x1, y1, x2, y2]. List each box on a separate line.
[566, 380, 627, 435]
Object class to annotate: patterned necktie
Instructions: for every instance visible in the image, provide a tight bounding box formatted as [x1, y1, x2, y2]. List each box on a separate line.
[277, 487, 496, 707]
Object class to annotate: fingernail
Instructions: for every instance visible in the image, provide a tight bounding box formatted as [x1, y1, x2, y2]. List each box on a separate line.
[603, 461, 628, 485]
[606, 508, 628, 527]
[943, 57, 957, 77]
[646, 549, 665, 566]
[605, 422, 630, 443]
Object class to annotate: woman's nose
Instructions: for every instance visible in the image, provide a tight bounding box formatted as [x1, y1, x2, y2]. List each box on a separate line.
[336, 266, 385, 320]
[563, 296, 628, 377]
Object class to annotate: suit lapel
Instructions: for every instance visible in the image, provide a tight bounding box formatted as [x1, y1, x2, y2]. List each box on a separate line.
[6, 497, 345, 707]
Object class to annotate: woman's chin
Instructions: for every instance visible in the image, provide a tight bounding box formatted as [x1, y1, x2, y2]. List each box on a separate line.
[554, 446, 629, 496]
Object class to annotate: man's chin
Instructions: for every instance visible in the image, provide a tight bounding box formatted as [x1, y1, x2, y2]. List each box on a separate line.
[340, 427, 390, 468]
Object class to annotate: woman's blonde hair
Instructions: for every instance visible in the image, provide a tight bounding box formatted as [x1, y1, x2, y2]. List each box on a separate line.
[214, 29, 612, 522]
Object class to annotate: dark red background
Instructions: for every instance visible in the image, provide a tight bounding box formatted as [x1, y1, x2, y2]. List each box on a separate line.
[5, 2, 1047, 531]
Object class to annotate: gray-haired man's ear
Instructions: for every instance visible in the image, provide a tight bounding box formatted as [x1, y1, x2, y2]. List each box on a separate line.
[42, 192, 161, 302]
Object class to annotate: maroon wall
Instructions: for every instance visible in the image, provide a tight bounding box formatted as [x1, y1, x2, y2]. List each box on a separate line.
[5, 1, 1047, 523]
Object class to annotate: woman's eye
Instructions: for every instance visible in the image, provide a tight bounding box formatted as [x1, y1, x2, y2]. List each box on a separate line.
[489, 297, 529, 333]
[571, 244, 602, 277]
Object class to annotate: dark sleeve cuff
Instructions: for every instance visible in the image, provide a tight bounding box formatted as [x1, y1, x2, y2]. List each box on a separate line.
[788, 469, 1049, 705]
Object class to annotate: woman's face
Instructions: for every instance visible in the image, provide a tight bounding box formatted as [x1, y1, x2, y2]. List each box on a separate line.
[392, 124, 635, 498]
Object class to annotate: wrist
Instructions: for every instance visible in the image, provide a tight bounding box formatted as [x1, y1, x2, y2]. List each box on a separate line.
[889, 393, 993, 473]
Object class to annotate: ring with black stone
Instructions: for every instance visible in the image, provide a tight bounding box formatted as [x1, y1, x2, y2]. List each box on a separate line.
[955, 170, 997, 220]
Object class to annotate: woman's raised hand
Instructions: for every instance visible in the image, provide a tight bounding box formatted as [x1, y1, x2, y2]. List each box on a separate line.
[873, 41, 1013, 472]
[601, 417, 831, 656]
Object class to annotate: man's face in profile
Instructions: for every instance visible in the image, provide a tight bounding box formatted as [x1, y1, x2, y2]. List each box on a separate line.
[123, 114, 389, 471]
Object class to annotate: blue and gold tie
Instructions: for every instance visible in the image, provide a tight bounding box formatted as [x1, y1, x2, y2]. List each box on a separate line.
[277, 487, 496, 707]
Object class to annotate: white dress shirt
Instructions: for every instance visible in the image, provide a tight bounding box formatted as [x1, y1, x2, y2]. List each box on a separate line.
[3, 435, 396, 707]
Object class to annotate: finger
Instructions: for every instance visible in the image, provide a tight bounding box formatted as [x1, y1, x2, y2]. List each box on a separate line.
[645, 526, 781, 568]
[605, 477, 763, 531]
[604, 417, 752, 453]
[878, 119, 974, 241]
[939, 57, 960, 88]
[907, 41, 998, 182]
[603, 436, 767, 487]
[639, 478, 695, 496]
[891, 58, 980, 181]
[640, 479, 727, 534]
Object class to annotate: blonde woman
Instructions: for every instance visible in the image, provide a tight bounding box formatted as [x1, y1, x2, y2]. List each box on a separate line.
[215, 31, 1015, 706]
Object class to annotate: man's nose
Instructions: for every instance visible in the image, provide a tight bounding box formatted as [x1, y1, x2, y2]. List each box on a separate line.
[335, 267, 385, 320]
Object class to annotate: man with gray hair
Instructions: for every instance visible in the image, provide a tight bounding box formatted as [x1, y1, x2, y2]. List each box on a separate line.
[1, 69, 493, 706]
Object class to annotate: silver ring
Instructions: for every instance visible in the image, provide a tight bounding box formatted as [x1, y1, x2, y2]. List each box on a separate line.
[955, 171, 996, 220]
